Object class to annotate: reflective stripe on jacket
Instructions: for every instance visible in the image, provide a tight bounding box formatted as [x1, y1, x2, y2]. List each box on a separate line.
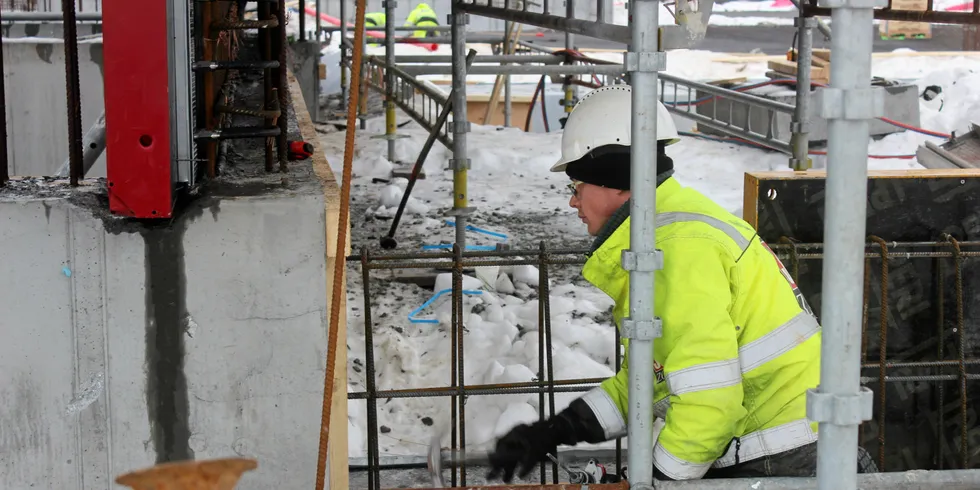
[579, 177, 822, 480]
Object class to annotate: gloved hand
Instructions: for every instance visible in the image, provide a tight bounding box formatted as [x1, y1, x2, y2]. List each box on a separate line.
[486, 418, 567, 482]
[486, 397, 608, 483]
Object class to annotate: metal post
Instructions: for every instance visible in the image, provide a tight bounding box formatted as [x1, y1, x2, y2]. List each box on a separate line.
[450, 4, 469, 248]
[503, 22, 512, 127]
[360, 28, 369, 130]
[384, 0, 396, 162]
[807, 0, 883, 487]
[341, 0, 349, 109]
[300, 0, 306, 40]
[315, 0, 322, 122]
[625, 0, 663, 485]
[0, 11, 7, 188]
[790, 16, 815, 171]
[55, 109, 105, 178]
[563, 0, 576, 124]
[62, 0, 84, 186]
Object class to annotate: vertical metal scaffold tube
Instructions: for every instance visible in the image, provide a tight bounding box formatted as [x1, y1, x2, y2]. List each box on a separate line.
[300, 0, 307, 40]
[385, 0, 396, 161]
[451, 3, 469, 248]
[808, 0, 882, 486]
[0, 9, 8, 188]
[62, 0, 83, 186]
[341, 0, 349, 107]
[790, 16, 815, 170]
[277, 0, 289, 172]
[625, 0, 663, 485]
[503, 21, 512, 127]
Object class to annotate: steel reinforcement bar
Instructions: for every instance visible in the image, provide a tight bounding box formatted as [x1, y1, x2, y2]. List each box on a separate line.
[349, 239, 980, 488]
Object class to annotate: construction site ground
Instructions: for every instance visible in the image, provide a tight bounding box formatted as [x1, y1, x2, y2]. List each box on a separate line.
[312, 26, 980, 485]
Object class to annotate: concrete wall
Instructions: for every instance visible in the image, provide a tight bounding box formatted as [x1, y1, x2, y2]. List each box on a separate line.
[0, 188, 331, 488]
[2, 35, 106, 178]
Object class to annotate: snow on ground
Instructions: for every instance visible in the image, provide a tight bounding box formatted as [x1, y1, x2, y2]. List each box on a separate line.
[317, 51, 980, 461]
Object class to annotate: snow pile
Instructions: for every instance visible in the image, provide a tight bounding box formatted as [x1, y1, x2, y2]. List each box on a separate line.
[324, 53, 980, 459]
[345, 265, 619, 457]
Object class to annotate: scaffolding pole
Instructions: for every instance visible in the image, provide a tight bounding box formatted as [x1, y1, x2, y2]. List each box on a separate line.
[807, 0, 884, 487]
[790, 15, 815, 170]
[450, 4, 469, 249]
[341, 0, 349, 109]
[504, 21, 513, 127]
[624, 0, 663, 485]
[397, 64, 625, 75]
[384, 0, 396, 161]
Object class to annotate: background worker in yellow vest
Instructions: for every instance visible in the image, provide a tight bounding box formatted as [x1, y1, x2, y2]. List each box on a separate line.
[404, 2, 439, 38]
[485, 85, 880, 482]
[364, 12, 385, 47]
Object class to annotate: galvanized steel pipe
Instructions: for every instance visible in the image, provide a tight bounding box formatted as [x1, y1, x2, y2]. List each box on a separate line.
[391, 54, 560, 63]
[385, 0, 396, 162]
[459, 3, 631, 43]
[625, 0, 663, 485]
[809, 0, 883, 487]
[653, 470, 980, 489]
[340, 0, 349, 106]
[398, 64, 625, 75]
[450, 4, 469, 248]
[790, 16, 815, 170]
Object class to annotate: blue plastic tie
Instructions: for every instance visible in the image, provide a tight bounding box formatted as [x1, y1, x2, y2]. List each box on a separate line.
[443, 220, 509, 240]
[408, 288, 483, 324]
[422, 244, 497, 251]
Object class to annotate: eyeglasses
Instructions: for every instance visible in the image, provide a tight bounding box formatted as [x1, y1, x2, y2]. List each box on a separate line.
[567, 180, 582, 197]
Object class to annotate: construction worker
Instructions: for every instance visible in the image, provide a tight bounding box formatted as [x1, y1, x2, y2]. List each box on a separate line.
[404, 2, 439, 38]
[364, 11, 387, 28]
[486, 85, 879, 482]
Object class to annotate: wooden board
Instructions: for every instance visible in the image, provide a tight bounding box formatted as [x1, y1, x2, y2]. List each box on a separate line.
[768, 59, 830, 84]
[290, 69, 351, 490]
[743, 169, 980, 471]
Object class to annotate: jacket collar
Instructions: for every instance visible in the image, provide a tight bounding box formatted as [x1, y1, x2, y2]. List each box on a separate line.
[582, 177, 681, 300]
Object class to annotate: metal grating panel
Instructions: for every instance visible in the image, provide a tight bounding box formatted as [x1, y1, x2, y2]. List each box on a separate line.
[169, 0, 198, 186]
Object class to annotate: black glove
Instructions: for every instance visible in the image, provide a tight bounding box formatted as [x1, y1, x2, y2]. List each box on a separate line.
[486, 417, 567, 482]
[486, 398, 606, 483]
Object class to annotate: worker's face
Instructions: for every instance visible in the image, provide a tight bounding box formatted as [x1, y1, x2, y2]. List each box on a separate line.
[568, 180, 631, 236]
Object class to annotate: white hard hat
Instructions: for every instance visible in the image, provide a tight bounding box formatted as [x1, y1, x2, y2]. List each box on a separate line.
[550, 84, 680, 173]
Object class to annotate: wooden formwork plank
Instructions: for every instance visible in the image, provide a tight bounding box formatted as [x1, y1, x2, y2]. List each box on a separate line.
[289, 68, 351, 489]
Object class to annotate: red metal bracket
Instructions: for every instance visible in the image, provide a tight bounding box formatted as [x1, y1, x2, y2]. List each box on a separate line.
[102, 0, 175, 218]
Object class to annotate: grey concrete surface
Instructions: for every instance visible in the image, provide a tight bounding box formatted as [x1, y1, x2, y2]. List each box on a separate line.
[0, 183, 329, 489]
[2, 37, 106, 178]
[0, 36, 334, 488]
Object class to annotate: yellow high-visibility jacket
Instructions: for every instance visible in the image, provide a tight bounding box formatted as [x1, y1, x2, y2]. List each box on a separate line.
[578, 177, 822, 480]
[364, 11, 387, 27]
[404, 3, 439, 38]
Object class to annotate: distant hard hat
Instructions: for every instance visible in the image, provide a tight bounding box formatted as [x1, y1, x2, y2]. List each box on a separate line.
[551, 84, 679, 173]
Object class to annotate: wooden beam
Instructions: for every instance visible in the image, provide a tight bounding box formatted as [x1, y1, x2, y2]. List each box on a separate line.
[289, 68, 350, 490]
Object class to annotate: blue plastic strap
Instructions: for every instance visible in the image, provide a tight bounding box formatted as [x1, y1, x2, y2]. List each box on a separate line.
[443, 220, 509, 240]
[422, 244, 498, 251]
[408, 288, 483, 324]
